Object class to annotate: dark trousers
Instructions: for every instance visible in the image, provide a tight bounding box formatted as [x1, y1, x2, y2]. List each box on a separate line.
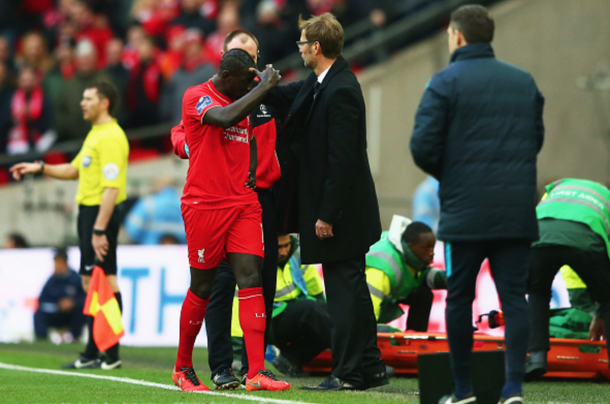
[528, 245, 610, 357]
[205, 188, 278, 376]
[445, 240, 530, 384]
[402, 282, 434, 332]
[323, 256, 385, 386]
[34, 309, 86, 339]
[270, 299, 332, 365]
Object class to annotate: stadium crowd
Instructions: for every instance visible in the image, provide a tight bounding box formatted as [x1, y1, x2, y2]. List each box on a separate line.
[0, 0, 431, 172]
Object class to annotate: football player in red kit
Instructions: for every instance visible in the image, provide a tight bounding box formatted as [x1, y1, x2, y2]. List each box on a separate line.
[173, 48, 289, 392]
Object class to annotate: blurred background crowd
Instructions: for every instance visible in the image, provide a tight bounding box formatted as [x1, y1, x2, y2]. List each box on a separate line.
[0, 0, 457, 183]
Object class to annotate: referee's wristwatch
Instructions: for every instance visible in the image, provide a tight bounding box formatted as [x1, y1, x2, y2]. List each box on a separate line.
[92, 228, 106, 236]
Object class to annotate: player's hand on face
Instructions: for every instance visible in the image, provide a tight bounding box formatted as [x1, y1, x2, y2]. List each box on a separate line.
[245, 171, 256, 190]
[252, 66, 281, 88]
[92, 233, 109, 262]
[9, 162, 42, 180]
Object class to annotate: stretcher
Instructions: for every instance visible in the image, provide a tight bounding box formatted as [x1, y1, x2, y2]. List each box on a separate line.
[302, 332, 610, 381]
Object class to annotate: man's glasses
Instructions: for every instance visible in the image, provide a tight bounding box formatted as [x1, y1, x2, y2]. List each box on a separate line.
[296, 40, 316, 49]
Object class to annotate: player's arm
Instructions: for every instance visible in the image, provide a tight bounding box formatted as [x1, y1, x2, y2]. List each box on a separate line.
[10, 162, 78, 181]
[170, 120, 189, 159]
[92, 187, 119, 262]
[204, 66, 281, 129]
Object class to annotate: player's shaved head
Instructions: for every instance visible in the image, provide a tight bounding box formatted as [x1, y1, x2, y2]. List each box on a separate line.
[219, 48, 256, 75]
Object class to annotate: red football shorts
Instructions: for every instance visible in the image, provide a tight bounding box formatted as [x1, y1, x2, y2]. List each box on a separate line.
[182, 203, 264, 269]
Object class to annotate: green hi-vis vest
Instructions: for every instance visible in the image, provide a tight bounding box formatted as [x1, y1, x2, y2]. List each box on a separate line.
[272, 247, 324, 317]
[366, 232, 426, 322]
[537, 178, 610, 260]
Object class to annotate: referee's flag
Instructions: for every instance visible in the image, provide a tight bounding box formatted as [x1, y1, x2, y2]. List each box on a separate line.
[83, 266, 124, 351]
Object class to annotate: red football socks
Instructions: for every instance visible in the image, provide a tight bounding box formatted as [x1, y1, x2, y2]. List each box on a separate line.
[238, 287, 267, 378]
[175, 289, 208, 371]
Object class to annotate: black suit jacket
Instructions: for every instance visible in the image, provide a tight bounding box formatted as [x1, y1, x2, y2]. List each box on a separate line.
[268, 57, 381, 264]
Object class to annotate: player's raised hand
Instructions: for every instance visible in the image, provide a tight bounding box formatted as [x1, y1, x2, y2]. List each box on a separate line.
[9, 162, 42, 180]
[253, 65, 281, 88]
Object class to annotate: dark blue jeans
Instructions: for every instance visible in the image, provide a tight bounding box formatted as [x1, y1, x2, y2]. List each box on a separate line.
[444, 240, 530, 385]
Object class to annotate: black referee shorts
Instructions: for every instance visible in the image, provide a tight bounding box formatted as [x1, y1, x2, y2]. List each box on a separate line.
[77, 204, 121, 276]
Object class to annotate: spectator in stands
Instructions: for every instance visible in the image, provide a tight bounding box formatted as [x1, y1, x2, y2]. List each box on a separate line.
[3, 232, 29, 248]
[162, 29, 214, 122]
[0, 36, 17, 76]
[34, 248, 86, 342]
[71, 1, 113, 69]
[6, 66, 55, 155]
[104, 38, 129, 123]
[204, 1, 241, 67]
[0, 62, 15, 153]
[15, 32, 54, 76]
[366, 217, 446, 331]
[124, 177, 186, 245]
[131, 0, 173, 37]
[158, 25, 186, 80]
[122, 23, 147, 70]
[411, 175, 440, 232]
[247, 1, 295, 66]
[43, 38, 77, 111]
[171, 0, 216, 36]
[104, 38, 129, 97]
[54, 39, 111, 142]
[125, 36, 162, 128]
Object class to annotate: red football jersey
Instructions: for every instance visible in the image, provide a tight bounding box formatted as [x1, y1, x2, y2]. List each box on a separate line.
[181, 79, 258, 209]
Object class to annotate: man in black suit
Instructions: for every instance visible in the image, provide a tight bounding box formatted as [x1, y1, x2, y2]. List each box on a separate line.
[266, 13, 388, 391]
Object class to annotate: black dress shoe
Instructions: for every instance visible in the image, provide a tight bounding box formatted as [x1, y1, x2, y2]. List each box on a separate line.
[300, 375, 359, 391]
[361, 370, 390, 389]
[525, 351, 547, 381]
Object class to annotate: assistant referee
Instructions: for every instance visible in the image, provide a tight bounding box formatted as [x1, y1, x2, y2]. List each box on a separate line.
[10, 81, 129, 370]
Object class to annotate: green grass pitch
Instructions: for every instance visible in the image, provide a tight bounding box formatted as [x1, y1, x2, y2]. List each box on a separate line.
[0, 341, 608, 403]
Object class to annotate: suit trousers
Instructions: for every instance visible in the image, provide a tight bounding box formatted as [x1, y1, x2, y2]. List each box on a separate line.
[528, 245, 610, 357]
[323, 256, 385, 386]
[444, 240, 530, 384]
[205, 189, 278, 376]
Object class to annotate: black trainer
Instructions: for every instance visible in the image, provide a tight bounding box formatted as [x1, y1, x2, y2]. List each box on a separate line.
[101, 357, 122, 370]
[60, 355, 101, 369]
[212, 368, 240, 390]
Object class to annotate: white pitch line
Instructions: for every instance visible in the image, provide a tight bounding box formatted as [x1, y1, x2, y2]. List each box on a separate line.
[0, 362, 316, 404]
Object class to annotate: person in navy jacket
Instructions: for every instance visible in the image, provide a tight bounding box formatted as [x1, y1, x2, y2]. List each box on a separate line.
[34, 248, 86, 342]
[410, 5, 544, 404]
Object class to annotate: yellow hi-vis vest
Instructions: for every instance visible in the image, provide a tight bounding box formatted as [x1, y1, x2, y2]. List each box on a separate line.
[231, 249, 324, 338]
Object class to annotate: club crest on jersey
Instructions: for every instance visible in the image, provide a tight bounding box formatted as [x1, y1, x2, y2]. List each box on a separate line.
[196, 96, 212, 115]
[198, 248, 205, 263]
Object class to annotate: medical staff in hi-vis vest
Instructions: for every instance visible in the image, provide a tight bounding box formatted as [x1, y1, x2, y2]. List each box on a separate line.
[527, 178, 610, 380]
[231, 234, 331, 378]
[365, 215, 446, 332]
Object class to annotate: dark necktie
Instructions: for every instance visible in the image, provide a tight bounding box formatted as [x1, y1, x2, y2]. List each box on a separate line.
[313, 81, 321, 99]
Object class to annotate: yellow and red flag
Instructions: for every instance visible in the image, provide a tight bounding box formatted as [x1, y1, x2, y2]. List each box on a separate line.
[83, 266, 124, 352]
